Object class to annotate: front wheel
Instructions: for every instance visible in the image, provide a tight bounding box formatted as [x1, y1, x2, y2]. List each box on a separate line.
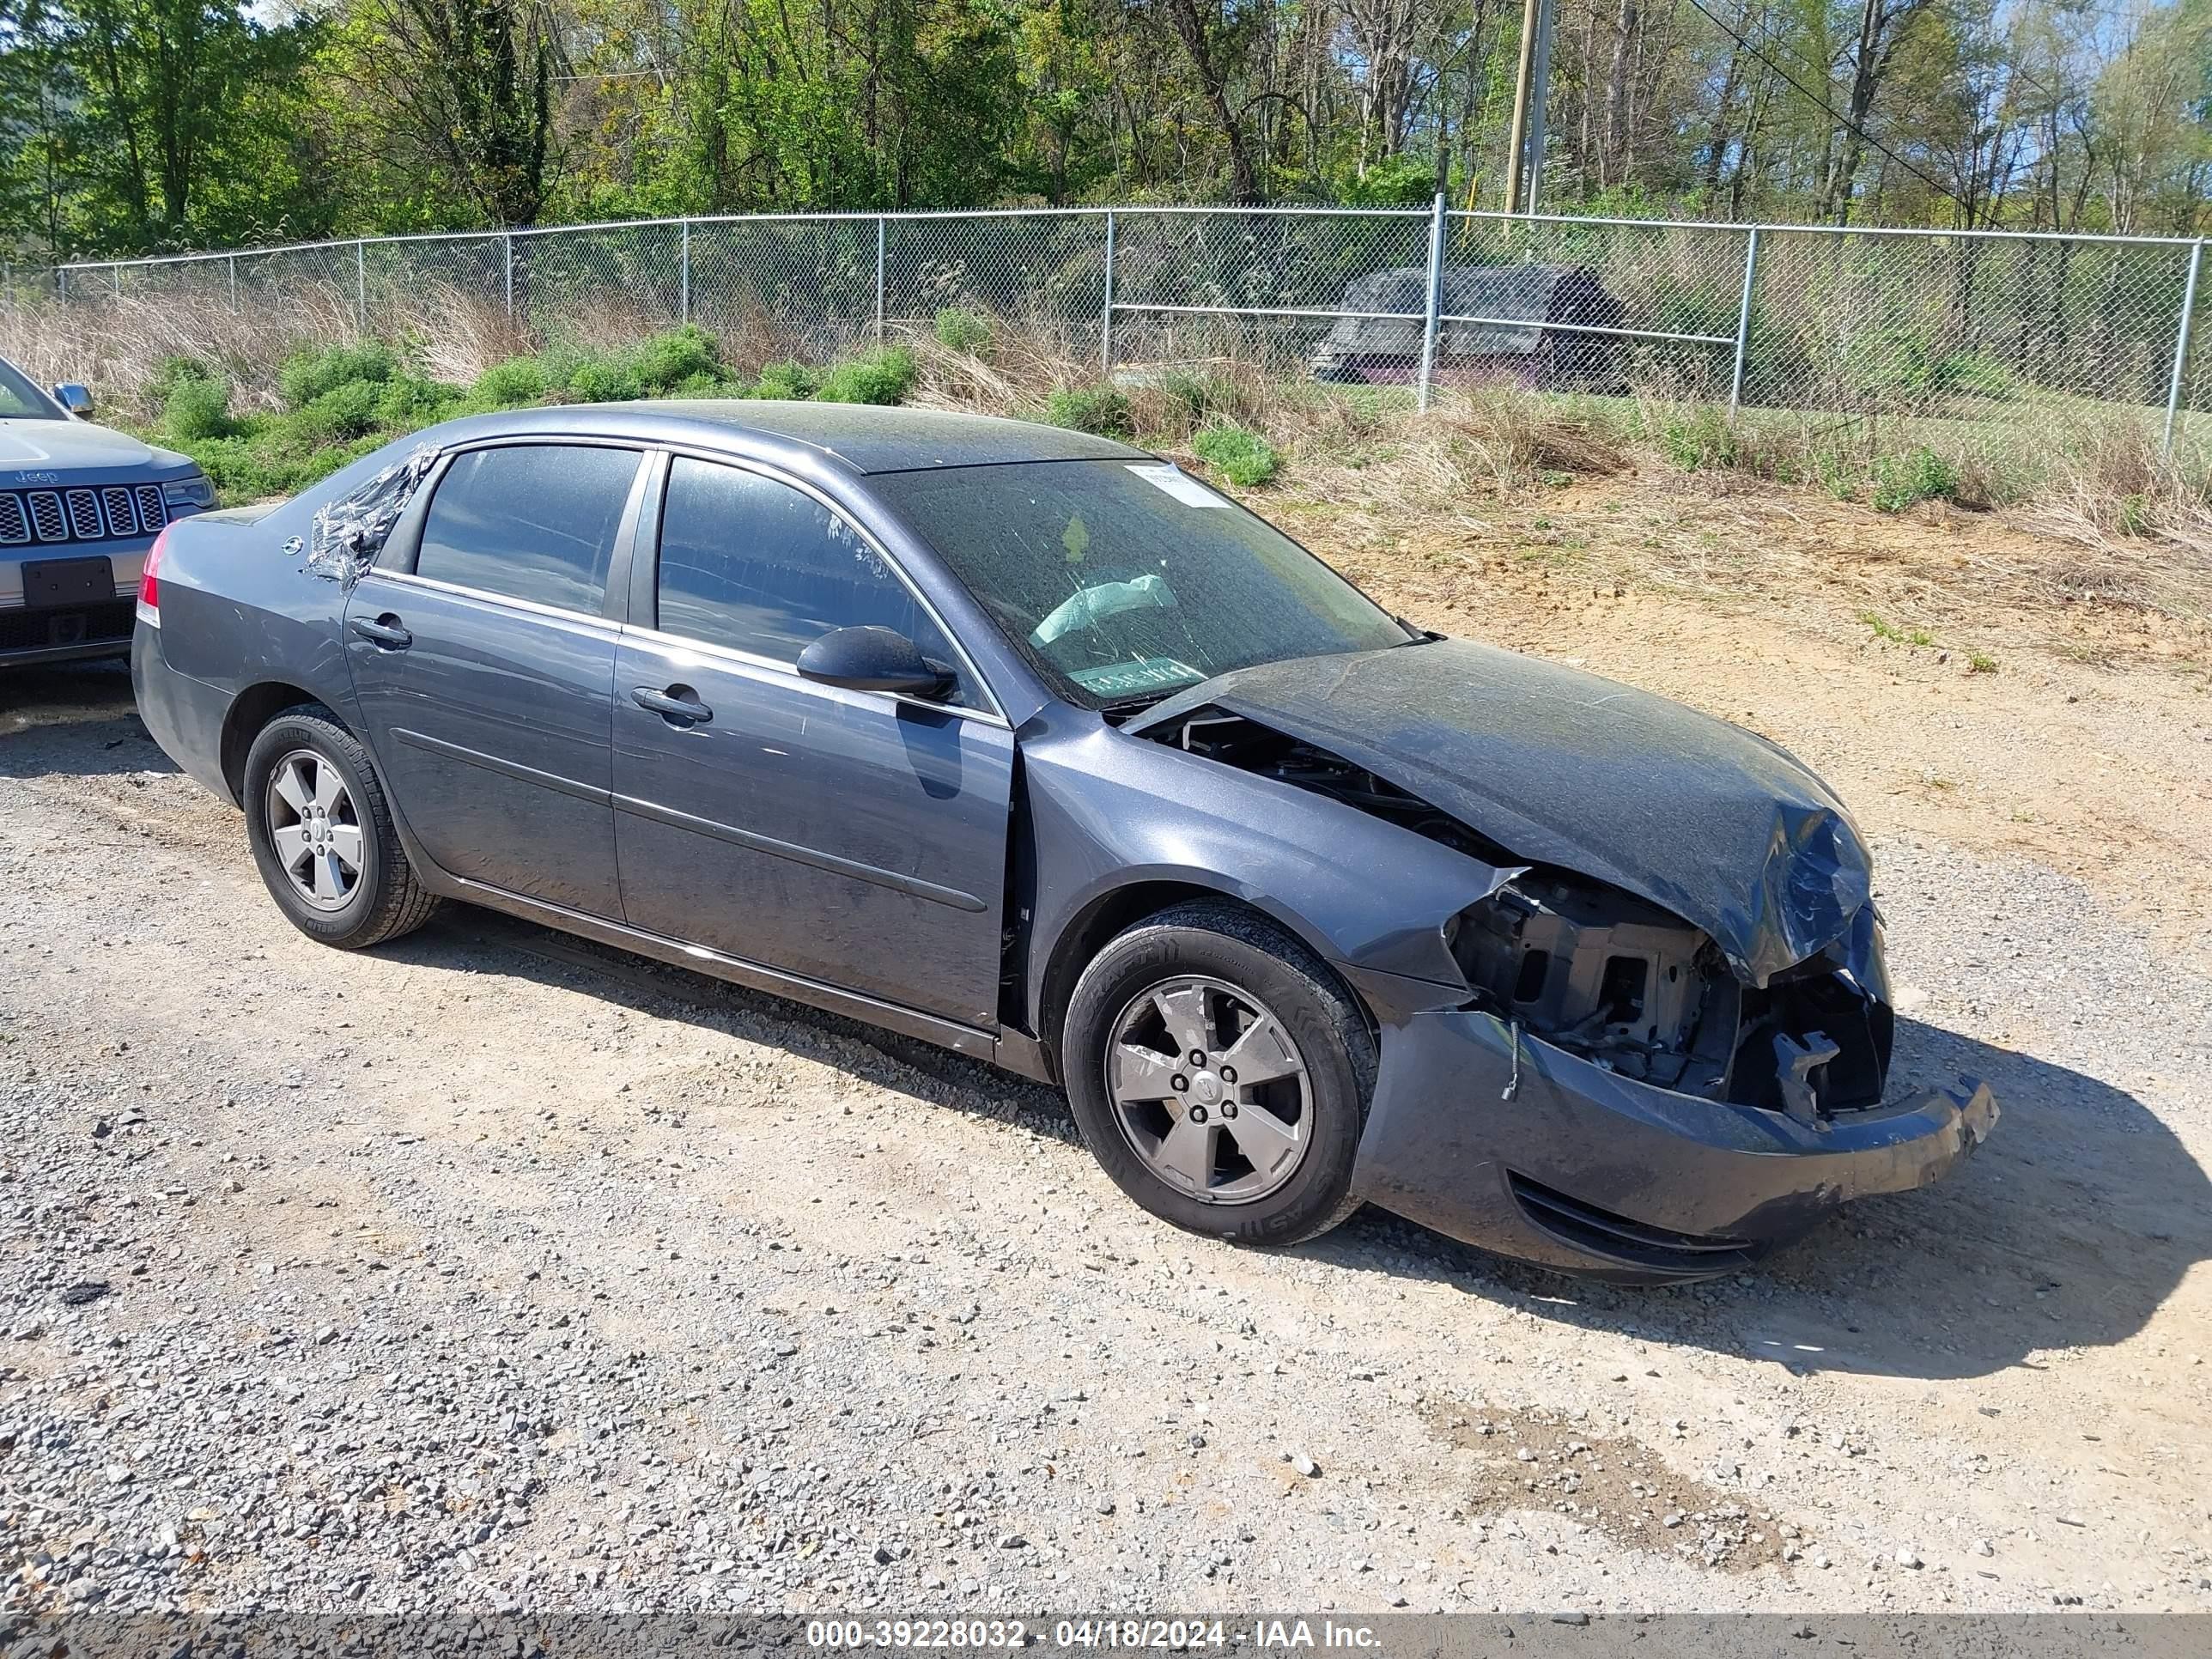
[1061, 900, 1376, 1246]
[241, 707, 439, 950]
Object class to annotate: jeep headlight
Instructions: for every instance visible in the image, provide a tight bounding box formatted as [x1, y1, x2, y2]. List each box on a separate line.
[163, 473, 216, 508]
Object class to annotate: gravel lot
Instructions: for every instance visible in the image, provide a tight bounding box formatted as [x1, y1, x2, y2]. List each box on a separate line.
[3, 653, 2209, 1620]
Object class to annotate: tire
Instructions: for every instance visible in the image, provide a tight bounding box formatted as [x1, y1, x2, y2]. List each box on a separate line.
[1061, 899, 1376, 1246]
[241, 705, 440, 950]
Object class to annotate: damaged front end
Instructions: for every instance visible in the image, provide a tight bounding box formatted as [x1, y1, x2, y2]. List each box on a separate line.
[1139, 693, 1996, 1282]
[1448, 874, 1894, 1126]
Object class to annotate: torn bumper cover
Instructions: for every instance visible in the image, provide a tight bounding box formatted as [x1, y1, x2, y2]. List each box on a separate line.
[1352, 1010, 1999, 1284]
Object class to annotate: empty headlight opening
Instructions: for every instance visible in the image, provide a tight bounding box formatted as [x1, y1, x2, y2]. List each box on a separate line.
[1453, 873, 1890, 1115]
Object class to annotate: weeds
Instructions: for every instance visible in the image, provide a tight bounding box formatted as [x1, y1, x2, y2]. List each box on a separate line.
[1046, 385, 1133, 439]
[1870, 445, 1959, 513]
[1191, 422, 1280, 486]
[816, 346, 917, 405]
[934, 308, 992, 353]
[1858, 610, 1936, 647]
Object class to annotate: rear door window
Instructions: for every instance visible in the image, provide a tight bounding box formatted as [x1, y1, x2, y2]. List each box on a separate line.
[416, 444, 641, 613]
[653, 457, 968, 703]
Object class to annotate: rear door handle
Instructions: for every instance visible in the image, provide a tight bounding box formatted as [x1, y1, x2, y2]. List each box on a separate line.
[349, 615, 412, 650]
[631, 685, 713, 725]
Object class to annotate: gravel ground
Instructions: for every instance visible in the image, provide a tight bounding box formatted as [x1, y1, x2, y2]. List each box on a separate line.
[3, 659, 2209, 1620]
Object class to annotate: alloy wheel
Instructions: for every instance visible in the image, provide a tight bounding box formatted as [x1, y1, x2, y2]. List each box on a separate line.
[1104, 975, 1313, 1205]
[264, 749, 364, 911]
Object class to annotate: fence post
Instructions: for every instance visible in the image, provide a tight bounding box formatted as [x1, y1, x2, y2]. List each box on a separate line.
[1417, 193, 1447, 413]
[58, 266, 67, 303]
[1100, 211, 1118, 374]
[1729, 226, 1761, 420]
[228, 254, 239, 315]
[503, 233, 515, 321]
[355, 240, 367, 328]
[679, 220, 691, 325]
[2163, 238, 2204, 458]
[875, 217, 887, 347]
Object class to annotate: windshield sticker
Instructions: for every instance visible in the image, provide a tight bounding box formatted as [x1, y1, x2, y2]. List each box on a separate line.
[1062, 513, 1091, 562]
[1127, 463, 1229, 508]
[1069, 656, 1200, 696]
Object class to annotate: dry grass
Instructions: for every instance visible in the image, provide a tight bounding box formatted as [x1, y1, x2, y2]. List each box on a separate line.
[14, 286, 2212, 635]
[1, 284, 368, 413]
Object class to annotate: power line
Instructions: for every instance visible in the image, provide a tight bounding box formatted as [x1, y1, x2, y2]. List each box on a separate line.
[1681, 0, 1971, 213]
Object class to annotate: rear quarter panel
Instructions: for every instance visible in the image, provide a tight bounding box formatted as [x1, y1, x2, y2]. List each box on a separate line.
[155, 444, 417, 712]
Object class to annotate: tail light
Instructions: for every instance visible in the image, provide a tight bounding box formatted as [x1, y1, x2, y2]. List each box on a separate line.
[136, 524, 172, 626]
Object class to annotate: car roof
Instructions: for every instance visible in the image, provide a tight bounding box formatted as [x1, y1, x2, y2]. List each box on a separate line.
[443, 400, 1146, 475]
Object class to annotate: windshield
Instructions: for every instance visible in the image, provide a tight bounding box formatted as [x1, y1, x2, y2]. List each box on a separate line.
[0, 358, 61, 420]
[876, 459, 1414, 708]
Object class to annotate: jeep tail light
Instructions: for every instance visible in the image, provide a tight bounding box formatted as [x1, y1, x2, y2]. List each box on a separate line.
[136, 524, 171, 626]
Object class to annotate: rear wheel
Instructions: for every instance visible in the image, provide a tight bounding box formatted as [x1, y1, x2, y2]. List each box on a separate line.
[242, 707, 438, 949]
[1061, 900, 1376, 1246]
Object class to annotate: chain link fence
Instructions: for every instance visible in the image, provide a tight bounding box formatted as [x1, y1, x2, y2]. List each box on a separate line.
[21, 204, 2212, 451]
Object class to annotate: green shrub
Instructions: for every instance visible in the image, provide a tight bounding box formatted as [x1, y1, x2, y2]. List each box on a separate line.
[163, 376, 234, 441]
[1191, 422, 1280, 486]
[1159, 369, 1231, 428]
[150, 355, 215, 408]
[631, 325, 721, 392]
[666, 370, 736, 398]
[1046, 385, 1132, 438]
[568, 356, 646, 403]
[472, 358, 550, 407]
[934, 307, 992, 352]
[291, 379, 384, 444]
[816, 346, 916, 405]
[754, 361, 820, 400]
[374, 375, 461, 428]
[1870, 445, 1957, 513]
[1659, 406, 1738, 471]
[278, 341, 395, 410]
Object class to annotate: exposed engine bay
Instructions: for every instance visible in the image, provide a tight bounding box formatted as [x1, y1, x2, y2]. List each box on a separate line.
[1154, 707, 1893, 1120]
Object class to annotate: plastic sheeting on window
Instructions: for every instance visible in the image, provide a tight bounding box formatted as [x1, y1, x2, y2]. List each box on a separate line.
[305, 443, 440, 588]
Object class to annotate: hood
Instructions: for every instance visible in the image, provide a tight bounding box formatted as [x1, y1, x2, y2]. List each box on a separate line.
[1131, 639, 1872, 988]
[0, 418, 189, 477]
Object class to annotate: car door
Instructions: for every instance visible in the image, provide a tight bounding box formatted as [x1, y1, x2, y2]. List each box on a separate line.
[345, 440, 648, 919]
[611, 453, 1014, 1031]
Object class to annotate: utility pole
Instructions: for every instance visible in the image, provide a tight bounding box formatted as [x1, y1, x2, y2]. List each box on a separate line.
[1501, 0, 1558, 213]
[1502, 0, 1540, 213]
[1523, 0, 1559, 213]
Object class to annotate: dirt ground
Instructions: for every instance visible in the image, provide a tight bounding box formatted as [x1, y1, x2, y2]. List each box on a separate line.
[3, 466, 2209, 1618]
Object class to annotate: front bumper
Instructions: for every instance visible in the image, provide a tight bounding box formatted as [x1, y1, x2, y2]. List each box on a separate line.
[1350, 1009, 1998, 1284]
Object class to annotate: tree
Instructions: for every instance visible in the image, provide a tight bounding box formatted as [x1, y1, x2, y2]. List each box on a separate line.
[364, 0, 555, 226]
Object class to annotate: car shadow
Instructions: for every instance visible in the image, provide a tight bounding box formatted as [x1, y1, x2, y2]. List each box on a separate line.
[376, 904, 2205, 1383]
[0, 659, 176, 781]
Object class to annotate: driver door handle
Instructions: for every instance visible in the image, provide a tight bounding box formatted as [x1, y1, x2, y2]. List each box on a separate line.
[349, 615, 412, 650]
[631, 685, 713, 725]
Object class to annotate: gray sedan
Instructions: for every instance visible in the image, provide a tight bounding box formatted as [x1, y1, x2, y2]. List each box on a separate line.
[131, 402, 1996, 1281]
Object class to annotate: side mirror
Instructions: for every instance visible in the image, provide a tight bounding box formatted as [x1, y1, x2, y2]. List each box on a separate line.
[52, 382, 94, 416]
[795, 625, 952, 699]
